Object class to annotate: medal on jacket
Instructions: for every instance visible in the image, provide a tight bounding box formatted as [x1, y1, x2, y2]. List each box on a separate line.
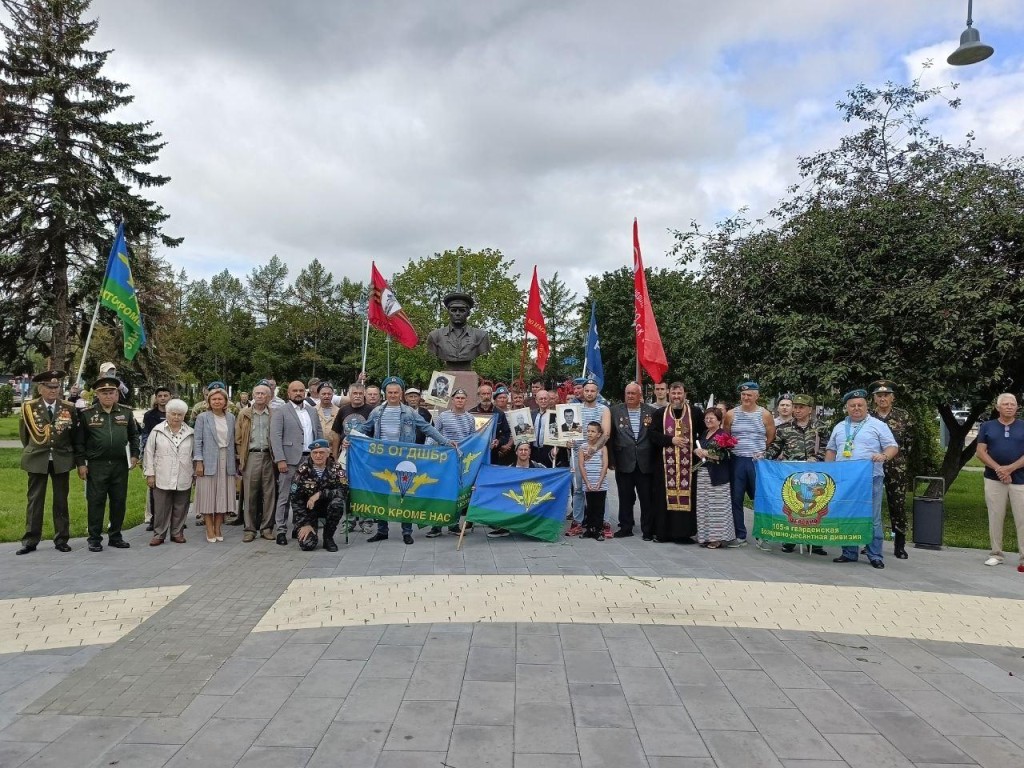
[842, 417, 864, 458]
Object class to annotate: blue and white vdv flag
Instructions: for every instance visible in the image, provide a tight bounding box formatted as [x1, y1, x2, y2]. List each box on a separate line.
[584, 301, 604, 389]
[753, 459, 874, 548]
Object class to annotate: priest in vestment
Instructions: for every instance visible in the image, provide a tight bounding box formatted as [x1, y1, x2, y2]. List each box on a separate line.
[649, 381, 702, 542]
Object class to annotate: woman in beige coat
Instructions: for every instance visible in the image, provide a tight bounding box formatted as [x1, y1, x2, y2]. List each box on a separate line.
[143, 399, 194, 545]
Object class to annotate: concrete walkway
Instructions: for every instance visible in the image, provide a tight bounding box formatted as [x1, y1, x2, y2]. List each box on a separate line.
[1, 492, 1022, 767]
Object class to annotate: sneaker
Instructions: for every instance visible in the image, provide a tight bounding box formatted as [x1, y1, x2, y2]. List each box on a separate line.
[984, 556, 1003, 566]
[487, 528, 511, 538]
[725, 538, 747, 548]
[754, 538, 772, 551]
[425, 527, 443, 538]
[565, 523, 583, 537]
[595, 531, 605, 541]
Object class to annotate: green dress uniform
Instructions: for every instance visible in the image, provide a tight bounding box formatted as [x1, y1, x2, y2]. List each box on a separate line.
[18, 371, 80, 554]
[869, 379, 913, 559]
[74, 387, 140, 549]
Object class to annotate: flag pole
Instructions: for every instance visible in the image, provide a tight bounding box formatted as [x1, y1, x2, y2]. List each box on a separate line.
[75, 297, 102, 386]
[360, 310, 370, 375]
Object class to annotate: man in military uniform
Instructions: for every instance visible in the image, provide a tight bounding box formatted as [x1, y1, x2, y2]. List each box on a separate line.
[869, 380, 913, 559]
[17, 370, 80, 555]
[765, 393, 831, 555]
[74, 376, 140, 552]
[426, 292, 491, 371]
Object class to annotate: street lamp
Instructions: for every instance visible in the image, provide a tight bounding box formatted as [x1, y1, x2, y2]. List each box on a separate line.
[947, 0, 994, 66]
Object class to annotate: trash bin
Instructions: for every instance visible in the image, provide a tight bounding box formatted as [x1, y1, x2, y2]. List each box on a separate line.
[912, 476, 945, 550]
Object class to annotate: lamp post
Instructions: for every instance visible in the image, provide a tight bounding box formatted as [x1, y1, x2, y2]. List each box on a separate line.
[947, 0, 994, 66]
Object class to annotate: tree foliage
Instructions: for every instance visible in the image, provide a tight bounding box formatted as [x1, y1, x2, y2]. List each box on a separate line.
[0, 0, 179, 369]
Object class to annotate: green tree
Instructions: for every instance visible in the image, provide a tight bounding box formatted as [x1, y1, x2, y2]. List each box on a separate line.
[538, 272, 579, 386]
[246, 254, 289, 326]
[673, 74, 1024, 490]
[0, 0, 179, 369]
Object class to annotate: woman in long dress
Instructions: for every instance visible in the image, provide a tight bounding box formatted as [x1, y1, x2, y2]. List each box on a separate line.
[193, 384, 237, 543]
[694, 407, 735, 548]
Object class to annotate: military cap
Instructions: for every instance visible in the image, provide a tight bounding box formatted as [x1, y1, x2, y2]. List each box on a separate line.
[404, 387, 421, 395]
[442, 291, 475, 309]
[32, 369, 64, 384]
[154, 385, 171, 395]
[99, 361, 117, 375]
[318, 381, 334, 391]
[842, 388, 868, 403]
[869, 380, 895, 395]
[792, 394, 815, 407]
[738, 381, 760, 392]
[93, 376, 120, 391]
[451, 387, 468, 397]
[382, 375, 406, 390]
[777, 392, 794, 403]
[308, 438, 330, 451]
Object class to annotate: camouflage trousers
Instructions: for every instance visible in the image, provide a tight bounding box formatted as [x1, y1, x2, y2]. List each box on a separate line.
[883, 462, 910, 534]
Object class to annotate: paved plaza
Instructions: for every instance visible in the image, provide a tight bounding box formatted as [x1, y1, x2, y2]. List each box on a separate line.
[1, 493, 1023, 768]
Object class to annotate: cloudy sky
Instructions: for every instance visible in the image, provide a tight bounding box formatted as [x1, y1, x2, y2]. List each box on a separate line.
[84, 0, 1024, 297]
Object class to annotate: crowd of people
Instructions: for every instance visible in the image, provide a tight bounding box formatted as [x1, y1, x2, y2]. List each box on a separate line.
[14, 365, 1024, 574]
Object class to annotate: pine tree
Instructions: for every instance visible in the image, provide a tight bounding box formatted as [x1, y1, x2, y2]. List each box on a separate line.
[0, 0, 179, 370]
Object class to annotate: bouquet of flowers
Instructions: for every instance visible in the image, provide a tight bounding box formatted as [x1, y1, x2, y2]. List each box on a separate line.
[702, 432, 738, 463]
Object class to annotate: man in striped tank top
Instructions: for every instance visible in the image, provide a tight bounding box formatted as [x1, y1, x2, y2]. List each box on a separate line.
[723, 381, 776, 547]
[568, 380, 612, 536]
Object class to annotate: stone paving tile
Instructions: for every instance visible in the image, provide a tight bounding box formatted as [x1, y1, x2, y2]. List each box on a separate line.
[576, 727, 648, 768]
[718, 669, 794, 709]
[747, 706, 843, 760]
[308, 721, 389, 768]
[383, 700, 456, 752]
[456, 681, 514, 726]
[513, 755, 583, 768]
[861, 709, 972, 764]
[787, 689, 877, 735]
[676, 683, 755, 731]
[514, 701, 577, 754]
[944, 735, 1024, 768]
[254, 695, 342, 747]
[629, 704, 707, 758]
[701, 730, 786, 767]
[0, 741, 46, 767]
[824, 733, 915, 767]
[85, 742, 179, 768]
[446, 724, 514, 768]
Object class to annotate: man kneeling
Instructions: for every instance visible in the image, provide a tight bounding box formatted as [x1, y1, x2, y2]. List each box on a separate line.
[290, 439, 346, 552]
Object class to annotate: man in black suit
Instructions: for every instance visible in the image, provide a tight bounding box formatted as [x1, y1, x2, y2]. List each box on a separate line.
[608, 381, 659, 540]
[560, 407, 578, 433]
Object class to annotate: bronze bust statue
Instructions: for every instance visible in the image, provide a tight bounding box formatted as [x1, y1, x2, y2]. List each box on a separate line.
[426, 292, 491, 371]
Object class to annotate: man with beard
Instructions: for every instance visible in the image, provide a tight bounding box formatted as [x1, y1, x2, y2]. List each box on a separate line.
[471, 381, 513, 465]
[270, 381, 324, 545]
[649, 381, 700, 543]
[609, 382, 660, 540]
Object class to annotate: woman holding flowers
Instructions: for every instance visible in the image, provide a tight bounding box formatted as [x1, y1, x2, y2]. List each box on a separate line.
[693, 407, 736, 548]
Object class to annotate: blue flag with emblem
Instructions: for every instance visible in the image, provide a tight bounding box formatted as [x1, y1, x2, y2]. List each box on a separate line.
[584, 301, 603, 389]
[455, 416, 496, 509]
[348, 437, 462, 527]
[467, 465, 572, 541]
[753, 460, 873, 547]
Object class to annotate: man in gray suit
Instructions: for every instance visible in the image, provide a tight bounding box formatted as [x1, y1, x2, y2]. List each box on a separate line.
[18, 370, 79, 555]
[608, 381, 659, 541]
[270, 380, 324, 545]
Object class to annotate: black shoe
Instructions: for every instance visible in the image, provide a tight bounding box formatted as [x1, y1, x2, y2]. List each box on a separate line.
[55, 543, 72, 553]
[860, 546, 868, 555]
[323, 537, 338, 552]
[88, 543, 103, 552]
[291, 529, 298, 539]
[781, 544, 796, 553]
[833, 555, 857, 563]
[15, 545, 36, 556]
[426, 527, 443, 538]
[109, 540, 130, 549]
[145, 522, 154, 531]
[367, 533, 388, 543]
[677, 537, 695, 545]
[403, 534, 414, 545]
[276, 532, 288, 546]
[811, 546, 828, 556]
[612, 529, 634, 538]
[227, 516, 244, 526]
[641, 535, 653, 542]
[894, 532, 908, 559]
[870, 559, 885, 569]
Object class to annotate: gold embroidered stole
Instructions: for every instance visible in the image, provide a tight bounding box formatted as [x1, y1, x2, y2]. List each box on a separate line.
[662, 405, 693, 511]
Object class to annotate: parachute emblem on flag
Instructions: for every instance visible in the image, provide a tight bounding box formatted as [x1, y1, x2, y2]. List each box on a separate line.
[781, 472, 836, 526]
[502, 481, 555, 512]
[461, 450, 482, 475]
[372, 462, 439, 500]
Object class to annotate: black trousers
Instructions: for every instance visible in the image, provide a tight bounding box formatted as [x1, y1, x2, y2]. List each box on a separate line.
[22, 463, 71, 548]
[615, 468, 654, 537]
[584, 491, 607, 532]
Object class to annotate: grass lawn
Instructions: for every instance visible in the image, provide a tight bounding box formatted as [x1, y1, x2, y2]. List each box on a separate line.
[0, 415, 21, 441]
[0, 448, 149, 543]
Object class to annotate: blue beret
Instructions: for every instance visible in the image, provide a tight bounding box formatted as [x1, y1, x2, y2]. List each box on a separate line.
[308, 438, 330, 450]
[842, 389, 868, 403]
[451, 388, 468, 397]
[573, 377, 588, 385]
[738, 381, 759, 392]
[207, 380, 227, 391]
[494, 386, 509, 396]
[382, 376, 406, 390]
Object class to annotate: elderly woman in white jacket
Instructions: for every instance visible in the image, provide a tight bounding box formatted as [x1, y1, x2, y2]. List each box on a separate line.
[144, 399, 194, 546]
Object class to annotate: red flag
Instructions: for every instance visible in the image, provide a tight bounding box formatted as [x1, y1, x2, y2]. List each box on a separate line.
[633, 218, 668, 383]
[525, 266, 549, 371]
[368, 263, 419, 349]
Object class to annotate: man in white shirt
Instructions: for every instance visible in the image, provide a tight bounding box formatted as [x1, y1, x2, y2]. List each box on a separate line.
[269, 380, 323, 545]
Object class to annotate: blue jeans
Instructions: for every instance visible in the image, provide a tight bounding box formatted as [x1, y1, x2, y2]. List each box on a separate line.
[842, 475, 884, 562]
[376, 520, 413, 536]
[730, 456, 756, 540]
[571, 464, 586, 524]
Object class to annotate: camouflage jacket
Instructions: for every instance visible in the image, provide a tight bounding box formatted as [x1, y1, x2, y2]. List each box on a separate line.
[289, 456, 346, 528]
[870, 406, 912, 464]
[765, 419, 830, 462]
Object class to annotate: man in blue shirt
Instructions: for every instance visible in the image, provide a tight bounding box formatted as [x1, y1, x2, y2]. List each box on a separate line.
[825, 389, 898, 569]
[975, 393, 1024, 571]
